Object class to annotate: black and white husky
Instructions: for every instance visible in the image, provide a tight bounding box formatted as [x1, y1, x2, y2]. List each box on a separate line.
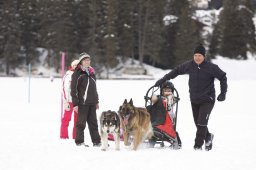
[100, 110, 121, 151]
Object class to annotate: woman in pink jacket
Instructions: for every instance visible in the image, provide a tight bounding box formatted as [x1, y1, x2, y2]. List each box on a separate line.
[60, 60, 79, 139]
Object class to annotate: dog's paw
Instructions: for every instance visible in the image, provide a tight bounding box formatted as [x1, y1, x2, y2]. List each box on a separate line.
[132, 147, 138, 151]
[124, 142, 131, 146]
[101, 148, 107, 151]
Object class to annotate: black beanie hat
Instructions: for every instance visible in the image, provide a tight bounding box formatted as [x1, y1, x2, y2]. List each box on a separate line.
[194, 44, 205, 57]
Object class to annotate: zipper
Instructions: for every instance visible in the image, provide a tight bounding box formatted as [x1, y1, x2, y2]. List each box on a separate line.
[76, 75, 84, 99]
[206, 114, 209, 120]
[196, 64, 200, 97]
[91, 77, 96, 82]
[83, 76, 90, 104]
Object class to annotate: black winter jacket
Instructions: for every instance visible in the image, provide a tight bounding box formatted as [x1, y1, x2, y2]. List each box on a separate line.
[162, 60, 227, 103]
[71, 67, 99, 107]
[146, 97, 166, 126]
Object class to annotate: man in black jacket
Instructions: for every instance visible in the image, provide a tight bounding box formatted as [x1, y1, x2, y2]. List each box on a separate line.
[71, 53, 101, 147]
[155, 44, 227, 151]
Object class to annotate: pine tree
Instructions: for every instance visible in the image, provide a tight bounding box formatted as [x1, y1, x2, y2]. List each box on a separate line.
[159, 0, 202, 68]
[116, 1, 135, 60]
[19, 0, 41, 65]
[219, 0, 256, 59]
[39, 0, 77, 72]
[209, 0, 223, 9]
[76, 0, 102, 70]
[160, 23, 177, 68]
[0, 1, 3, 61]
[74, 0, 92, 53]
[130, 0, 165, 66]
[78, 0, 119, 77]
[144, 0, 165, 66]
[137, 0, 148, 65]
[172, 0, 201, 66]
[1, 0, 21, 75]
[160, 0, 178, 68]
[208, 21, 224, 59]
[101, 0, 119, 77]
[220, 0, 244, 58]
[241, 0, 256, 53]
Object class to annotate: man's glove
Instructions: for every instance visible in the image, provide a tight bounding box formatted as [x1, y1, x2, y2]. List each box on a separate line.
[217, 93, 226, 102]
[64, 100, 70, 111]
[154, 78, 165, 87]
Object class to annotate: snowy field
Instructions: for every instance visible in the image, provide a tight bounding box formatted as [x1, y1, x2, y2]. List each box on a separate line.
[1, 58, 256, 170]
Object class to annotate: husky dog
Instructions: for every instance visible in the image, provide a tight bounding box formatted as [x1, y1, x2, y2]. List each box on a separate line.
[100, 110, 120, 151]
[119, 99, 153, 150]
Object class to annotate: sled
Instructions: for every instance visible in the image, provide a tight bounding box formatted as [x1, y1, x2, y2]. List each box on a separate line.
[144, 83, 182, 149]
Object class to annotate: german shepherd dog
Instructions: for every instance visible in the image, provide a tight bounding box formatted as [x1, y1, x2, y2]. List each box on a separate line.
[100, 110, 120, 151]
[119, 99, 153, 150]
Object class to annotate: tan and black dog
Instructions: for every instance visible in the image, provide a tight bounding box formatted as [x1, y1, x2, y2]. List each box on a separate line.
[118, 99, 153, 150]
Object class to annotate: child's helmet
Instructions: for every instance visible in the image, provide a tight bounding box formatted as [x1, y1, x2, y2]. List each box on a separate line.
[160, 81, 175, 93]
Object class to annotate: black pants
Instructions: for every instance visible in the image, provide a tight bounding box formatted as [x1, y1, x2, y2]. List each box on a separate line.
[75, 104, 101, 144]
[191, 102, 215, 147]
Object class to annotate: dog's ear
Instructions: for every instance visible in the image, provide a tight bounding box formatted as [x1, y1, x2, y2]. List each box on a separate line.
[103, 111, 107, 117]
[111, 112, 117, 120]
[118, 106, 122, 114]
[113, 111, 118, 120]
[123, 99, 127, 104]
[129, 98, 133, 105]
[115, 115, 117, 120]
[101, 112, 107, 122]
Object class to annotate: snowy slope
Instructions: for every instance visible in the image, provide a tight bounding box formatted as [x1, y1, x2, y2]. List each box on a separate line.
[212, 55, 256, 80]
[0, 58, 256, 170]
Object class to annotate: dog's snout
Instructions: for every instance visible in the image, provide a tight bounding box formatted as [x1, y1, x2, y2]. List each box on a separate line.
[107, 130, 110, 133]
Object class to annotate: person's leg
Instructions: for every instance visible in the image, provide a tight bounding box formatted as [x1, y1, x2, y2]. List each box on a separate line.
[60, 105, 73, 139]
[191, 102, 202, 149]
[194, 102, 215, 148]
[87, 105, 101, 144]
[72, 103, 78, 139]
[75, 105, 89, 145]
[191, 102, 200, 126]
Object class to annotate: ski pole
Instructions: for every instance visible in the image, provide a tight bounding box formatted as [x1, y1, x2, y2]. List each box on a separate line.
[28, 63, 31, 103]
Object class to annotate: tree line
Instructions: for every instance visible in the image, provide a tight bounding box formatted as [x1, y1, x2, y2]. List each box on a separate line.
[0, 0, 255, 75]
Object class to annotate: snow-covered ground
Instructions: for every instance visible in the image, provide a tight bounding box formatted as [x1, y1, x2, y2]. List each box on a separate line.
[1, 58, 256, 170]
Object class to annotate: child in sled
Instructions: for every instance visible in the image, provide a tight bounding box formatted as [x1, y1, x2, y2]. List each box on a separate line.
[151, 81, 179, 123]
[147, 80, 181, 149]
